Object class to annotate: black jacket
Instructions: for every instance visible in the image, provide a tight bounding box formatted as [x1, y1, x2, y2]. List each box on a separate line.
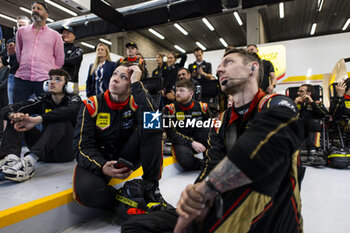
[74, 81, 156, 176]
[62, 42, 83, 83]
[188, 60, 212, 81]
[163, 100, 211, 147]
[152, 63, 166, 79]
[1, 37, 19, 75]
[329, 95, 350, 120]
[1, 93, 81, 127]
[163, 53, 187, 93]
[86, 61, 117, 97]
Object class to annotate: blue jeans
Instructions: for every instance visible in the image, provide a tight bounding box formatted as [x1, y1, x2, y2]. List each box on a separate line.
[13, 77, 45, 103]
[7, 74, 14, 104]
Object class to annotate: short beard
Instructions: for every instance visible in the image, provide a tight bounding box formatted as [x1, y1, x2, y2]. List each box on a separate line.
[32, 14, 44, 23]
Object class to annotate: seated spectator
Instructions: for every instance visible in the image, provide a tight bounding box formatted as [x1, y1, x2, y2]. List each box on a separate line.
[152, 53, 166, 79]
[329, 79, 350, 119]
[0, 69, 81, 182]
[329, 79, 350, 147]
[163, 79, 210, 170]
[294, 84, 328, 165]
[73, 63, 165, 212]
[116, 42, 148, 79]
[86, 43, 116, 97]
[166, 67, 202, 102]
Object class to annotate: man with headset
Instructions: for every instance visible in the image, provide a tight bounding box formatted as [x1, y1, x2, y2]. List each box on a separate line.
[0, 68, 81, 182]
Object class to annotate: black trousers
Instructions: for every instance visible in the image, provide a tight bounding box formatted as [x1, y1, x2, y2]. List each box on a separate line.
[73, 129, 163, 210]
[172, 144, 201, 171]
[0, 121, 75, 162]
[121, 208, 178, 233]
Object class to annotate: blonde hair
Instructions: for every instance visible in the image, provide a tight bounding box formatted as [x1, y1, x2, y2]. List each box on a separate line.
[90, 43, 112, 75]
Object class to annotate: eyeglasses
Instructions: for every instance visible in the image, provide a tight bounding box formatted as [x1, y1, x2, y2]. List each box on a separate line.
[48, 76, 63, 83]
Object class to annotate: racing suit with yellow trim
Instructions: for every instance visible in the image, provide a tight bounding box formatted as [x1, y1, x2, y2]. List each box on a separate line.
[73, 81, 162, 210]
[163, 100, 211, 170]
[122, 89, 305, 233]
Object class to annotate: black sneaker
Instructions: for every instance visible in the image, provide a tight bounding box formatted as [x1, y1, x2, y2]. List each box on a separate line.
[143, 181, 173, 210]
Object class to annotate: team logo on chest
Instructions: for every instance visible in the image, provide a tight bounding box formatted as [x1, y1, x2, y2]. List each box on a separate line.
[176, 112, 185, 121]
[96, 113, 111, 130]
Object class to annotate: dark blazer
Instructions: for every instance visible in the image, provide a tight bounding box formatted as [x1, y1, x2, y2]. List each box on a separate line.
[86, 60, 117, 97]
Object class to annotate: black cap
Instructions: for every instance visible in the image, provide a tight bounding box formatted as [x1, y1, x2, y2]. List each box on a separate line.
[125, 42, 138, 49]
[61, 26, 75, 35]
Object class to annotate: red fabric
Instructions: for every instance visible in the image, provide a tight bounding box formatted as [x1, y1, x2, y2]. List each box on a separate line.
[104, 90, 129, 110]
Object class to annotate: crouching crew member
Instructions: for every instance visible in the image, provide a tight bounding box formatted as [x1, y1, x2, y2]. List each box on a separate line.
[0, 69, 81, 182]
[163, 79, 211, 171]
[73, 63, 164, 212]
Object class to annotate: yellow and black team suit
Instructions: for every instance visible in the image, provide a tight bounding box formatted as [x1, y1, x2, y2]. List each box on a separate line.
[296, 100, 328, 154]
[163, 100, 210, 170]
[73, 81, 163, 210]
[0, 93, 81, 162]
[116, 57, 148, 80]
[122, 89, 305, 233]
[329, 94, 350, 141]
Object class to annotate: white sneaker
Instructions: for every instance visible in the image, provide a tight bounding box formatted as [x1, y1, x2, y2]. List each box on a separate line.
[3, 158, 34, 182]
[0, 154, 20, 172]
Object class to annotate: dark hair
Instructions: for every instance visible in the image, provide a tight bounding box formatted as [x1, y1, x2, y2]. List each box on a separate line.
[49, 69, 70, 83]
[193, 47, 203, 53]
[17, 15, 31, 23]
[178, 67, 190, 74]
[344, 78, 350, 93]
[223, 48, 263, 85]
[32, 1, 49, 14]
[247, 44, 258, 49]
[176, 79, 194, 92]
[301, 84, 315, 96]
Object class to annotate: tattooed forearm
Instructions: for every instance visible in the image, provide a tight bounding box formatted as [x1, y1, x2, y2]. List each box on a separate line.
[208, 157, 252, 193]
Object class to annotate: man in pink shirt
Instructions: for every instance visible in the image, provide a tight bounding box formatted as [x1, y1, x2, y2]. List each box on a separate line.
[14, 1, 64, 103]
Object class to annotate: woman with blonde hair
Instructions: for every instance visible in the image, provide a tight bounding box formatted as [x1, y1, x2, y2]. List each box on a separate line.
[86, 43, 117, 97]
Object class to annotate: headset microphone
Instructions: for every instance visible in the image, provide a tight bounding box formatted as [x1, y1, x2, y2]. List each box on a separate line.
[221, 66, 255, 86]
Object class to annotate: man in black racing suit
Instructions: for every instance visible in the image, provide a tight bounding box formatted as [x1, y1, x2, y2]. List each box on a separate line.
[163, 79, 211, 171]
[73, 63, 164, 212]
[122, 49, 305, 233]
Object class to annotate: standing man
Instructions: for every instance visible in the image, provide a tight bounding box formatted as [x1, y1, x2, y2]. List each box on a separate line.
[61, 26, 83, 94]
[116, 42, 148, 79]
[1, 15, 31, 104]
[247, 44, 277, 94]
[188, 47, 213, 83]
[14, 1, 64, 103]
[121, 49, 305, 233]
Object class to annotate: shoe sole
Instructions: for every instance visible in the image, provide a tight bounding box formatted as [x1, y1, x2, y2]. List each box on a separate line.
[4, 171, 34, 182]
